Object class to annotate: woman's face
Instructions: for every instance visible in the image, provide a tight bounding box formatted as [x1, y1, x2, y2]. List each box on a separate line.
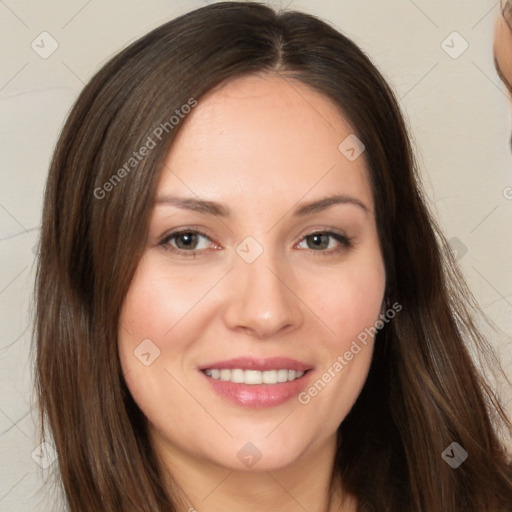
[118, 74, 386, 473]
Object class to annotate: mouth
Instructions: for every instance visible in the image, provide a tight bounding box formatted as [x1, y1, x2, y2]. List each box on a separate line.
[198, 357, 314, 408]
[202, 368, 307, 385]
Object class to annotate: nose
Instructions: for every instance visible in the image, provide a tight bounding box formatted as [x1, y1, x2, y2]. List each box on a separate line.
[221, 249, 304, 340]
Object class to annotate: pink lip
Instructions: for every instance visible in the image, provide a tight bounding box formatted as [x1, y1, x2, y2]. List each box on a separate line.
[198, 356, 312, 372]
[198, 357, 314, 408]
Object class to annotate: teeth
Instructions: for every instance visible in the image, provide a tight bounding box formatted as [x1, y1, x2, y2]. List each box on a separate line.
[204, 368, 305, 385]
[277, 369, 288, 383]
[231, 369, 244, 383]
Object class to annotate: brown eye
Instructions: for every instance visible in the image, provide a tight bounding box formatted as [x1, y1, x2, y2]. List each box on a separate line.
[160, 230, 214, 255]
[174, 232, 200, 250]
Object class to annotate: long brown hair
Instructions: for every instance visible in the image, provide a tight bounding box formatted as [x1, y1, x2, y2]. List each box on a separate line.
[33, 2, 512, 511]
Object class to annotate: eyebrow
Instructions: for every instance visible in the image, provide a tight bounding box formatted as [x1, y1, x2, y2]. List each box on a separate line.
[155, 193, 371, 217]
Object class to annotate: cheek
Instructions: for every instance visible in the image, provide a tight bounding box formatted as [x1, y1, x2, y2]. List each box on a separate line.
[119, 256, 217, 348]
[310, 253, 386, 347]
[117, 258, 214, 442]
[117, 256, 210, 405]
[296, 250, 385, 421]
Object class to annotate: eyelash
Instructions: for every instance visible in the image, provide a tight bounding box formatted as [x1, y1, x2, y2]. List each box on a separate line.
[158, 228, 353, 258]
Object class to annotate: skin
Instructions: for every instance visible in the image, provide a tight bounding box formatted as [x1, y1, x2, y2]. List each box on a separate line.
[495, 7, 512, 87]
[495, 5, 512, 117]
[118, 73, 386, 512]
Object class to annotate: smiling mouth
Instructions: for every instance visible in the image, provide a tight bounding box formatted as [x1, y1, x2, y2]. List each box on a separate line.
[202, 368, 308, 385]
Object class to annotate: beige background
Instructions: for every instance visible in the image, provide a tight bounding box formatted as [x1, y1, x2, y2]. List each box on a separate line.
[0, 1, 511, 510]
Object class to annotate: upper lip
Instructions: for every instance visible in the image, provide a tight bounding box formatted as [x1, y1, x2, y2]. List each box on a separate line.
[198, 357, 313, 372]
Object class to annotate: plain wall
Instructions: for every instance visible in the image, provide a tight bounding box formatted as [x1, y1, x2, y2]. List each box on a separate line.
[0, 1, 511, 510]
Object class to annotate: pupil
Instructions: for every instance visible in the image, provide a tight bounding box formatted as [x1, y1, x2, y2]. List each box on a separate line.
[309, 234, 328, 250]
[177, 233, 197, 249]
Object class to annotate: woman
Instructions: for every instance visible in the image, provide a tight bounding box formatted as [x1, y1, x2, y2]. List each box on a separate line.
[33, 2, 512, 511]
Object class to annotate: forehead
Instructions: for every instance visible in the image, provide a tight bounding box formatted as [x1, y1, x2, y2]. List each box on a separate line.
[159, 74, 373, 209]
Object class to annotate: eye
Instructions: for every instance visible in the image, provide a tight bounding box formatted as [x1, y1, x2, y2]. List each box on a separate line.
[159, 229, 216, 255]
[296, 231, 352, 253]
[158, 228, 352, 257]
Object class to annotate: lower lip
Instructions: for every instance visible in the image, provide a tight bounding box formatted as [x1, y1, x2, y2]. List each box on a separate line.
[201, 371, 312, 408]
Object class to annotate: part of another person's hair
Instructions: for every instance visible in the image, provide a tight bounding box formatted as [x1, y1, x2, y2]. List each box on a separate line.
[504, 0, 512, 21]
[33, 2, 512, 512]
